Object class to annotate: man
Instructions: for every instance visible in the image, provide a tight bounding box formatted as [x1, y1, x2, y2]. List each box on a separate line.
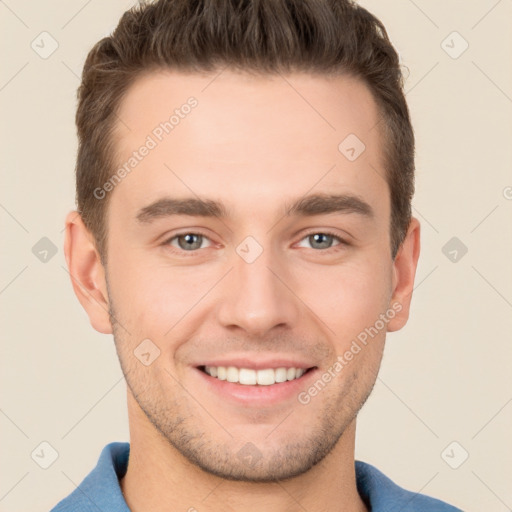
[52, 0, 462, 510]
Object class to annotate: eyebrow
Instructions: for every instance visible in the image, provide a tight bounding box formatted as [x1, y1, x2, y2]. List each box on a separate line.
[135, 193, 374, 223]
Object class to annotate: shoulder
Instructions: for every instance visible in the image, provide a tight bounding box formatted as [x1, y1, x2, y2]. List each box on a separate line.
[355, 460, 464, 511]
[49, 442, 130, 512]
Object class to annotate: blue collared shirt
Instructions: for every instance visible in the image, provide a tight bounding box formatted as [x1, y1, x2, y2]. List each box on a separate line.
[50, 442, 463, 511]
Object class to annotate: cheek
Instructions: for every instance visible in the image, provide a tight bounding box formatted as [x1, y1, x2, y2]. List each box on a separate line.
[297, 256, 393, 341]
[107, 253, 211, 339]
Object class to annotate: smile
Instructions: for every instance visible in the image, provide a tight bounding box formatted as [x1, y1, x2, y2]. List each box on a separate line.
[201, 365, 313, 385]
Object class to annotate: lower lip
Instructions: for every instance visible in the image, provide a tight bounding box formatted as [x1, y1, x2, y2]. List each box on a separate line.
[194, 367, 318, 406]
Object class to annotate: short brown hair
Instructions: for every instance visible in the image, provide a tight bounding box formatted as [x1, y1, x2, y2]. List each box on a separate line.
[76, 0, 414, 263]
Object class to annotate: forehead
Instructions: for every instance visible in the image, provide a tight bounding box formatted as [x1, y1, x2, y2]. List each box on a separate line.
[109, 69, 388, 223]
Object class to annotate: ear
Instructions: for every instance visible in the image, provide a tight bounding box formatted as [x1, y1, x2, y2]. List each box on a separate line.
[64, 210, 112, 334]
[387, 217, 421, 332]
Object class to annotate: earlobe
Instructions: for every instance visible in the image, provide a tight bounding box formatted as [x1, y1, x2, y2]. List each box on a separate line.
[64, 210, 113, 334]
[387, 217, 421, 332]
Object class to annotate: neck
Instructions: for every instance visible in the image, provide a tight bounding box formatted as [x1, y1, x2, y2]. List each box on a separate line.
[120, 394, 367, 512]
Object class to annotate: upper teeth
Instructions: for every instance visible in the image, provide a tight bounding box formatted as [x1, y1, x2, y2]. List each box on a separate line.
[204, 366, 306, 386]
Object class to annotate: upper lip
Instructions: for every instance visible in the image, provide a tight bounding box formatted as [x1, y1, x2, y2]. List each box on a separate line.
[195, 356, 316, 371]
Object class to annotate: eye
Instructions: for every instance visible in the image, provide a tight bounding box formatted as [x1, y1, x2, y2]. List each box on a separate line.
[296, 231, 347, 251]
[162, 230, 348, 256]
[165, 232, 213, 252]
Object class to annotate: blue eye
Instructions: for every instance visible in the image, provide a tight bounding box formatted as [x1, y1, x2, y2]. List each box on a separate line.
[163, 230, 348, 256]
[297, 231, 346, 251]
[166, 233, 212, 251]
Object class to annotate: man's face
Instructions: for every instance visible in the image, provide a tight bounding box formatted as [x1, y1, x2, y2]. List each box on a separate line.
[102, 69, 404, 481]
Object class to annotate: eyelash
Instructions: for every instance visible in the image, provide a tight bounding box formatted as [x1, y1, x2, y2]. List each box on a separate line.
[162, 230, 349, 256]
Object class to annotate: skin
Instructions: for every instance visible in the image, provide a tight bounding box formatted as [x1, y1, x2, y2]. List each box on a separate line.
[65, 69, 420, 512]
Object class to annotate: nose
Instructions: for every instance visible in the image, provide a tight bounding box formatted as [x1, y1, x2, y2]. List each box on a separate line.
[216, 240, 301, 338]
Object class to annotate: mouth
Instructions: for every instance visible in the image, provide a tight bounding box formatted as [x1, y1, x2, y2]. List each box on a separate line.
[198, 365, 316, 386]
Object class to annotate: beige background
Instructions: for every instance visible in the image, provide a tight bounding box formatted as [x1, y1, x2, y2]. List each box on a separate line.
[1, 1, 511, 511]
